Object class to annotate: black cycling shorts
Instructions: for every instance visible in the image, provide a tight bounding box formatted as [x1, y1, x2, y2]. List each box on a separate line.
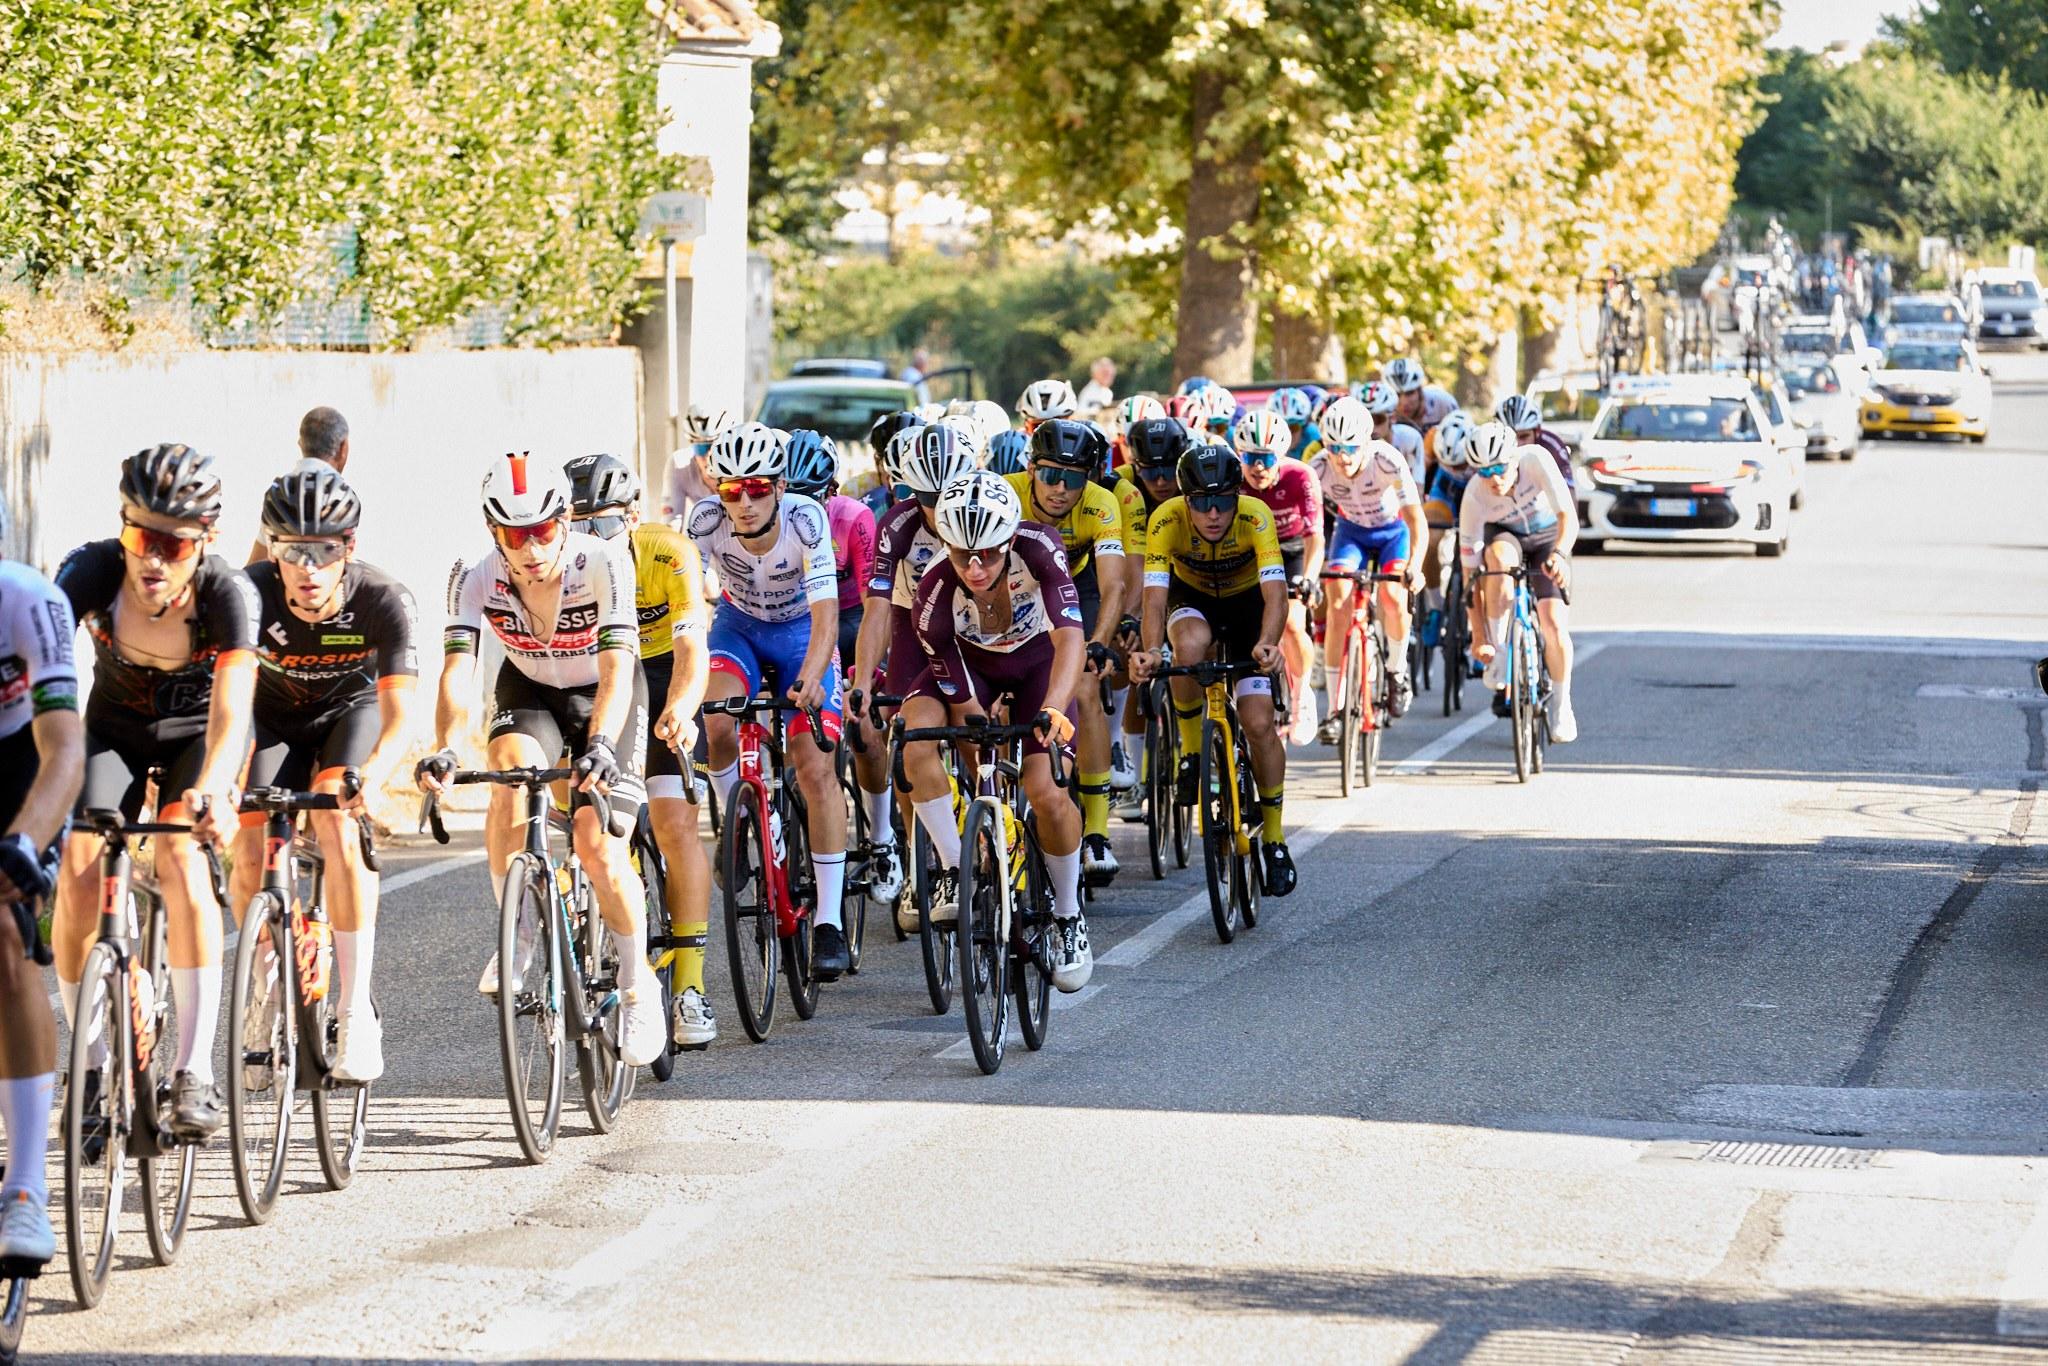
[0, 726, 39, 834]
[639, 655, 698, 803]
[1164, 580, 1269, 682]
[1482, 524, 1569, 604]
[1279, 538, 1307, 587]
[835, 602, 864, 677]
[78, 713, 219, 821]
[247, 693, 381, 796]
[489, 661, 648, 828]
[1073, 562, 1102, 638]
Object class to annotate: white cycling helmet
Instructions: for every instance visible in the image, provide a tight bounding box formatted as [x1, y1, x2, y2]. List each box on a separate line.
[684, 402, 737, 444]
[966, 399, 1012, 443]
[882, 428, 924, 488]
[1317, 396, 1372, 449]
[1496, 393, 1543, 432]
[1190, 385, 1236, 427]
[1382, 357, 1426, 394]
[1017, 379, 1079, 423]
[899, 423, 977, 495]
[938, 414, 988, 465]
[1356, 379, 1399, 416]
[1465, 421, 1520, 475]
[707, 421, 787, 480]
[915, 402, 949, 422]
[1434, 411, 1478, 470]
[1232, 410, 1292, 458]
[1267, 387, 1313, 424]
[1117, 394, 1166, 433]
[933, 470, 1022, 551]
[481, 452, 572, 528]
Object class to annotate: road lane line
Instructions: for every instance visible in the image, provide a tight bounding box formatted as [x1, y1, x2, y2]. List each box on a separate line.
[1583, 629, 2039, 659]
[379, 849, 488, 895]
[1094, 826, 1339, 971]
[1390, 640, 1607, 774]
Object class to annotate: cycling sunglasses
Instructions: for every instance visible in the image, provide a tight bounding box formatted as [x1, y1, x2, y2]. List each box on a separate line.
[119, 518, 205, 563]
[948, 542, 1012, 571]
[1473, 462, 1511, 480]
[1187, 492, 1237, 515]
[573, 513, 630, 541]
[717, 477, 777, 503]
[1241, 452, 1279, 469]
[271, 538, 349, 569]
[493, 518, 564, 551]
[1323, 441, 1359, 456]
[1033, 464, 1091, 491]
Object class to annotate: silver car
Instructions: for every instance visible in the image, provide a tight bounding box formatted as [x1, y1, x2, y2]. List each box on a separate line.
[1782, 361, 1862, 461]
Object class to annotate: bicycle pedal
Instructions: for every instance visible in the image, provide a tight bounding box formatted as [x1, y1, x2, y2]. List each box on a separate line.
[0, 1256, 46, 1280]
[673, 1040, 711, 1054]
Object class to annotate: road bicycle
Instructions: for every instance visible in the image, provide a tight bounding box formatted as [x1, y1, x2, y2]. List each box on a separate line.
[699, 695, 836, 1041]
[1478, 563, 1552, 782]
[423, 769, 630, 1163]
[1590, 269, 1652, 386]
[1322, 568, 1406, 794]
[634, 747, 706, 1085]
[226, 780, 378, 1224]
[1138, 675, 1191, 881]
[1441, 558, 1473, 717]
[893, 713, 1069, 1074]
[841, 688, 915, 968]
[62, 803, 225, 1308]
[1155, 657, 1266, 944]
[0, 888, 51, 1357]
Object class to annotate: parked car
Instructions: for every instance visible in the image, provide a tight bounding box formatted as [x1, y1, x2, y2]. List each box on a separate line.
[755, 376, 919, 454]
[1578, 375, 1795, 557]
[1782, 361, 1862, 461]
[1701, 255, 1781, 332]
[788, 358, 893, 379]
[1878, 293, 1974, 348]
[1525, 371, 1606, 461]
[1860, 338, 1993, 443]
[1969, 268, 2045, 346]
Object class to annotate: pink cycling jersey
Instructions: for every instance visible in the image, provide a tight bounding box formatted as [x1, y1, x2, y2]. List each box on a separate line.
[826, 494, 876, 612]
[1246, 458, 1321, 544]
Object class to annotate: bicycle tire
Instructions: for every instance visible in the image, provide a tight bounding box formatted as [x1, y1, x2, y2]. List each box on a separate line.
[311, 1075, 370, 1191]
[1233, 724, 1262, 931]
[721, 782, 779, 1041]
[916, 815, 955, 1016]
[63, 941, 125, 1309]
[227, 890, 293, 1223]
[1361, 623, 1388, 789]
[633, 816, 677, 1084]
[1530, 628, 1551, 777]
[842, 771, 868, 974]
[1015, 817, 1053, 1052]
[1143, 688, 1169, 881]
[1511, 620, 1535, 784]
[1337, 638, 1362, 799]
[956, 800, 1009, 1074]
[575, 883, 628, 1135]
[1200, 720, 1238, 944]
[138, 897, 193, 1263]
[783, 791, 820, 1022]
[1443, 572, 1468, 716]
[496, 854, 564, 1163]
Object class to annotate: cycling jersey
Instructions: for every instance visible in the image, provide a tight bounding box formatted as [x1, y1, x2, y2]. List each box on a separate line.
[58, 541, 260, 727]
[247, 559, 417, 714]
[444, 533, 638, 690]
[1531, 429, 1577, 491]
[1424, 466, 1471, 527]
[1457, 455, 1573, 571]
[626, 522, 705, 661]
[1245, 458, 1321, 545]
[1004, 471, 1123, 577]
[911, 523, 1081, 692]
[869, 500, 946, 608]
[0, 560, 79, 738]
[688, 493, 836, 624]
[1418, 386, 1458, 429]
[1143, 497, 1287, 598]
[661, 450, 716, 522]
[1388, 423, 1427, 486]
[1312, 441, 1422, 531]
[826, 494, 877, 613]
[1110, 478, 1148, 565]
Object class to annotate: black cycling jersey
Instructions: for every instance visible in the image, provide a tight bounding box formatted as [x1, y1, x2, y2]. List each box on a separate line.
[56, 540, 260, 728]
[247, 559, 419, 716]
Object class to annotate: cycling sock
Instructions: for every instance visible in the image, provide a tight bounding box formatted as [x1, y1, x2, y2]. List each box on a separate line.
[860, 785, 894, 844]
[1046, 846, 1082, 920]
[612, 920, 646, 994]
[1489, 611, 1509, 654]
[710, 761, 740, 813]
[1106, 687, 1126, 732]
[1174, 703, 1202, 758]
[913, 797, 962, 868]
[812, 852, 846, 930]
[1078, 774, 1110, 838]
[334, 929, 375, 1020]
[674, 920, 708, 995]
[1323, 656, 1344, 704]
[1259, 783, 1286, 844]
[0, 1074, 53, 1201]
[171, 965, 220, 1085]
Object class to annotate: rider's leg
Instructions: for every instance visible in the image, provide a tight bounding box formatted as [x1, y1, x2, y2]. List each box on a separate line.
[701, 670, 745, 812]
[900, 694, 961, 869]
[307, 766, 376, 1020]
[1164, 610, 1213, 756]
[1538, 594, 1576, 739]
[647, 792, 708, 994]
[52, 741, 142, 1050]
[790, 730, 847, 929]
[1239, 690, 1287, 844]
[0, 903, 56, 1207]
[1023, 752, 1082, 916]
[1474, 536, 1521, 665]
[228, 822, 263, 922]
[1074, 670, 1110, 843]
[1379, 577, 1411, 667]
[1322, 579, 1355, 704]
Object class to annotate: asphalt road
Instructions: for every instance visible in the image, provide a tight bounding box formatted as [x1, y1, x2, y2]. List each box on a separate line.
[28, 353, 2048, 1364]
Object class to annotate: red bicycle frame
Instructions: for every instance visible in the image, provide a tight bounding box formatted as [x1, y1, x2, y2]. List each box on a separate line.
[733, 717, 799, 939]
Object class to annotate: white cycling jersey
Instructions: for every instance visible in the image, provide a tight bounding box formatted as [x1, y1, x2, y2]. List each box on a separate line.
[1457, 454, 1574, 570]
[1312, 440, 1421, 531]
[688, 492, 836, 624]
[1388, 422, 1427, 486]
[443, 533, 637, 689]
[0, 560, 78, 740]
[1419, 386, 1458, 429]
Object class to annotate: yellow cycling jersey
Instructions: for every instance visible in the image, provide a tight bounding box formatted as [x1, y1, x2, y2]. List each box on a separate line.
[629, 522, 705, 660]
[1143, 495, 1286, 598]
[1110, 476, 1151, 562]
[1004, 471, 1124, 577]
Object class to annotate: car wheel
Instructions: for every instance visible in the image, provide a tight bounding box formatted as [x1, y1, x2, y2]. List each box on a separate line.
[1758, 537, 1788, 558]
[1969, 432, 1988, 444]
[1790, 489, 1805, 511]
[1577, 539, 1605, 556]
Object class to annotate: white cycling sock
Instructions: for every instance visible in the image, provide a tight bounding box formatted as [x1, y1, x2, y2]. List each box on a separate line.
[1046, 847, 1083, 920]
[1106, 686, 1126, 732]
[1323, 655, 1344, 703]
[334, 929, 374, 1020]
[171, 965, 220, 1085]
[861, 786, 894, 846]
[611, 918, 646, 994]
[709, 762, 740, 813]
[1488, 611, 1510, 657]
[811, 852, 846, 931]
[0, 1073, 53, 1201]
[913, 797, 961, 869]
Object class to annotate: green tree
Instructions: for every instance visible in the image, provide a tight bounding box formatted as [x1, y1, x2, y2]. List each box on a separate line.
[1887, 0, 2048, 95]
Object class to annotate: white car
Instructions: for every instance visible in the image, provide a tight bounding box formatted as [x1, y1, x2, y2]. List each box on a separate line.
[1578, 376, 1795, 557]
[1969, 268, 2044, 347]
[1782, 361, 1863, 461]
[1525, 370, 1606, 459]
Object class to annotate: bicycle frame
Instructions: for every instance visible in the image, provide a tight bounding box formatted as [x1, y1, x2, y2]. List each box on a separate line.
[702, 697, 828, 941]
[1321, 568, 1405, 736]
[1155, 660, 1260, 858]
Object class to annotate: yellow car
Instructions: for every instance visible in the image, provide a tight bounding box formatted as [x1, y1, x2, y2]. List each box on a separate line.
[1859, 340, 1992, 443]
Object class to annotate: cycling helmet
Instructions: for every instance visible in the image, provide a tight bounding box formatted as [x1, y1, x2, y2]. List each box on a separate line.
[707, 422, 787, 480]
[1232, 410, 1291, 459]
[1355, 380, 1398, 417]
[1267, 387, 1312, 425]
[262, 465, 361, 538]
[933, 470, 1022, 551]
[1433, 412, 1477, 471]
[965, 399, 1012, 444]
[1017, 379, 1079, 423]
[783, 430, 840, 499]
[684, 402, 737, 444]
[1175, 375, 1215, 396]
[1317, 397, 1373, 448]
[1496, 393, 1543, 432]
[882, 428, 924, 488]
[1165, 393, 1202, 424]
[938, 414, 987, 465]
[1382, 357, 1426, 393]
[1126, 416, 1193, 472]
[899, 423, 976, 495]
[915, 402, 949, 422]
[1465, 421, 1519, 474]
[986, 429, 1030, 475]
[1028, 417, 1109, 471]
[1190, 385, 1237, 429]
[869, 409, 925, 460]
[480, 452, 572, 528]
[1176, 443, 1244, 498]
[564, 453, 642, 515]
[120, 443, 224, 526]
[1310, 390, 1344, 423]
[1299, 383, 1328, 408]
[1116, 394, 1166, 432]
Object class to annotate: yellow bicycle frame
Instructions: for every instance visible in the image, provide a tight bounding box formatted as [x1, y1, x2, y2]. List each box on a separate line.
[1195, 678, 1255, 857]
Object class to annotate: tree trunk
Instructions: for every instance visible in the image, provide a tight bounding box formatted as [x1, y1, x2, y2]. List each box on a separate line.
[1269, 308, 1348, 385]
[1519, 305, 1560, 385]
[1172, 67, 1261, 386]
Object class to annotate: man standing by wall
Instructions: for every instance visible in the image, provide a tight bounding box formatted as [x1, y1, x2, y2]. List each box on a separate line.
[253, 407, 354, 563]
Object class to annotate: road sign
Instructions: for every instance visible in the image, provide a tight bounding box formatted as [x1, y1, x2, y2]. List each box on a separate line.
[641, 191, 707, 242]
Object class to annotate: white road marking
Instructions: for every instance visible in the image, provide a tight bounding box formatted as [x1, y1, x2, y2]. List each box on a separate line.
[1390, 640, 1607, 773]
[379, 849, 489, 894]
[1998, 1193, 2048, 1336]
[1093, 826, 1339, 972]
[1585, 629, 2040, 659]
[1917, 683, 2038, 701]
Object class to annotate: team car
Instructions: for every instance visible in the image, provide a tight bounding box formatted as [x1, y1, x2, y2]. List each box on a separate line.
[1859, 338, 1993, 443]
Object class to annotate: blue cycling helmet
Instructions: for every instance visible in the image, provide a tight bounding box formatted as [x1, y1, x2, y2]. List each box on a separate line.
[1176, 375, 1216, 396]
[986, 428, 1029, 475]
[1298, 383, 1328, 409]
[783, 429, 840, 500]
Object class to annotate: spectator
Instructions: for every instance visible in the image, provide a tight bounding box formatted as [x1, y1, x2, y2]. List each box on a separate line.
[252, 405, 352, 562]
[899, 348, 932, 405]
[1077, 356, 1118, 415]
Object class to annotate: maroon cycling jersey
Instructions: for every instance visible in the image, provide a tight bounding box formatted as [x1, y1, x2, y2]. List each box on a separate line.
[868, 499, 945, 608]
[910, 523, 1081, 703]
[1246, 458, 1322, 544]
[1531, 429, 1576, 492]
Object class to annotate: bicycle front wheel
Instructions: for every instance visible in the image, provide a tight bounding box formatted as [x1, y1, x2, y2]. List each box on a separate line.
[956, 801, 1009, 1074]
[1233, 726, 1262, 931]
[1200, 720, 1238, 944]
[574, 892, 628, 1135]
[1511, 631, 1535, 784]
[227, 891, 294, 1224]
[916, 818, 955, 1017]
[496, 855, 565, 1163]
[63, 940, 126, 1309]
[721, 782, 779, 1041]
[139, 900, 193, 1263]
[842, 771, 869, 973]
[1143, 687, 1170, 880]
[311, 1076, 370, 1191]
[783, 794, 819, 1022]
[0, 1264, 26, 1363]
[632, 816, 677, 1083]
[1361, 626, 1388, 789]
[1337, 640, 1362, 799]
[1015, 819, 1053, 1052]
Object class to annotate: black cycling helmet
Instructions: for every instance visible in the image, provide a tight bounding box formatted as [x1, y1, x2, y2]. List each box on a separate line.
[784, 429, 840, 500]
[1176, 442, 1244, 498]
[563, 453, 642, 515]
[261, 465, 361, 538]
[120, 443, 224, 526]
[1126, 416, 1193, 472]
[1028, 417, 1109, 471]
[868, 409, 926, 460]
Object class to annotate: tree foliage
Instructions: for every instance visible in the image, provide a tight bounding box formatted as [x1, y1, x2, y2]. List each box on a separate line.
[1886, 0, 2048, 96]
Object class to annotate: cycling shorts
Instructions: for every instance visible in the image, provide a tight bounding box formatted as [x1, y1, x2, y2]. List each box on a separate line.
[640, 655, 693, 801]
[1327, 519, 1411, 576]
[1279, 538, 1307, 587]
[903, 630, 1070, 758]
[1163, 582, 1272, 698]
[1424, 495, 1459, 530]
[883, 603, 923, 697]
[1073, 561, 1102, 637]
[79, 714, 219, 821]
[1481, 525, 1569, 605]
[836, 601, 865, 679]
[707, 601, 843, 743]
[489, 660, 648, 829]
[242, 694, 381, 823]
[0, 727, 39, 835]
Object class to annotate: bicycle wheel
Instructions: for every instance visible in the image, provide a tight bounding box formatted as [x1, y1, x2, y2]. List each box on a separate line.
[917, 817, 955, 1017]
[574, 890, 628, 1135]
[842, 772, 869, 974]
[956, 801, 1009, 1074]
[63, 940, 125, 1309]
[1014, 819, 1053, 1052]
[721, 782, 779, 1041]
[1510, 624, 1535, 784]
[138, 900, 192, 1263]
[1529, 627, 1551, 777]
[783, 794, 819, 1022]
[1143, 689, 1170, 881]
[496, 854, 565, 1163]
[227, 891, 293, 1224]
[1199, 720, 1237, 944]
[632, 817, 676, 1084]
[1233, 726, 1262, 931]
[311, 1073, 370, 1191]
[1442, 573, 1467, 717]
[1336, 636, 1361, 799]
[1361, 625, 1387, 789]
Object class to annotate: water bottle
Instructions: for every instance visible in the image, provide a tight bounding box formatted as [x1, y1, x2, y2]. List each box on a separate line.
[295, 905, 332, 1002]
[129, 961, 157, 1065]
[769, 806, 787, 865]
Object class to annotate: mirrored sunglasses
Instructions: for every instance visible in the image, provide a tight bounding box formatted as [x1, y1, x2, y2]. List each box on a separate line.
[119, 519, 204, 563]
[271, 539, 349, 569]
[494, 519, 564, 551]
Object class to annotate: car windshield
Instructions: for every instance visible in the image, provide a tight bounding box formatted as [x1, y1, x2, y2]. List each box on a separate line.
[1595, 397, 1757, 443]
[1781, 331, 1835, 354]
[1893, 301, 1961, 325]
[1980, 281, 2038, 301]
[1884, 344, 1968, 372]
[1736, 268, 1769, 287]
[1534, 385, 1604, 422]
[757, 389, 915, 445]
[1784, 365, 1840, 396]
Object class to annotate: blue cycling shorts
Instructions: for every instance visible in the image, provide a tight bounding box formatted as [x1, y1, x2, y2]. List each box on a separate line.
[707, 602, 844, 741]
[1327, 519, 1412, 575]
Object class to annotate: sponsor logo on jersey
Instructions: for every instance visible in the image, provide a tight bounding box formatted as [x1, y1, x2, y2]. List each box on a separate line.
[320, 633, 365, 646]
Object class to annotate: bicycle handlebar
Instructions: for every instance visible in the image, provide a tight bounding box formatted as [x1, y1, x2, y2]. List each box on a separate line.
[418, 766, 610, 846]
[1153, 658, 1268, 685]
[1319, 569, 1408, 585]
[699, 695, 837, 755]
[75, 809, 228, 910]
[890, 716, 1072, 795]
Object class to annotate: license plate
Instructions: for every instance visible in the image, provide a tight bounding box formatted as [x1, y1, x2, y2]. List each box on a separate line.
[1909, 406, 1936, 422]
[1996, 322, 2016, 335]
[1649, 498, 1697, 517]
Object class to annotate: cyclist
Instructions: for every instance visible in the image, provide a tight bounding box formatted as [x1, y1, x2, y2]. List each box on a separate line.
[1495, 393, 1576, 491]
[229, 467, 416, 1082]
[939, 413, 988, 466]
[689, 424, 854, 977]
[1267, 387, 1314, 458]
[861, 410, 926, 519]
[1421, 411, 1478, 628]
[1112, 395, 1166, 472]
[849, 425, 979, 925]
[1234, 410, 1324, 740]
[1129, 444, 1293, 895]
[664, 402, 736, 523]
[1384, 358, 1457, 432]
[986, 429, 1029, 476]
[1458, 423, 1579, 743]
[564, 454, 717, 1049]
[53, 444, 260, 1138]
[786, 431, 875, 670]
[1017, 379, 1079, 435]
[0, 503, 84, 1265]
[1188, 385, 1238, 443]
[897, 472, 1093, 989]
[1311, 396, 1426, 731]
[1104, 397, 1165, 793]
[1357, 379, 1425, 489]
[421, 452, 665, 1067]
[1007, 419, 1127, 883]
[948, 398, 1013, 451]
[1109, 416, 1195, 821]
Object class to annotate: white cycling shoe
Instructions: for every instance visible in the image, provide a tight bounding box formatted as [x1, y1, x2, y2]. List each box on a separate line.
[1550, 695, 1579, 744]
[1052, 916, 1093, 993]
[1109, 742, 1138, 792]
[673, 987, 718, 1049]
[1112, 789, 1146, 823]
[477, 913, 538, 997]
[619, 988, 667, 1067]
[0, 1191, 54, 1264]
[867, 843, 904, 905]
[332, 1009, 385, 1083]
